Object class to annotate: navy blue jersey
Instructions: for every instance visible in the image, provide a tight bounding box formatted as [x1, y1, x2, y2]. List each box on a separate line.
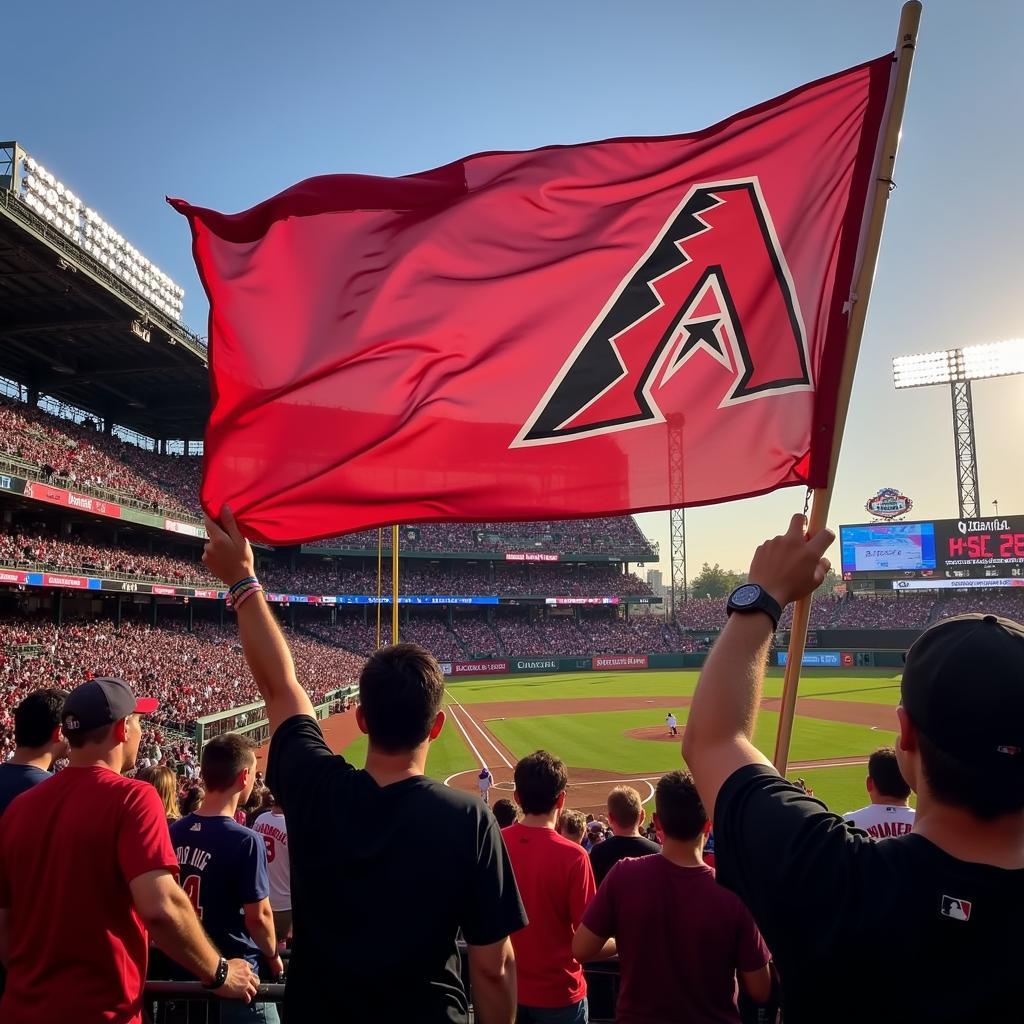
[169, 813, 269, 968]
[0, 764, 49, 817]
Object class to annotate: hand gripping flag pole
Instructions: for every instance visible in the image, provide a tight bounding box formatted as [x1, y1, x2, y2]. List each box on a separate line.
[773, 1, 923, 774]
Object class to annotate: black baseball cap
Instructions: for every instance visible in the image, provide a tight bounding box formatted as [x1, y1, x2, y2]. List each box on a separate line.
[61, 677, 159, 735]
[901, 614, 1024, 772]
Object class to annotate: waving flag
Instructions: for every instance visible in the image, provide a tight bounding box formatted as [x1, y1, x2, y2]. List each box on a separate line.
[174, 55, 893, 545]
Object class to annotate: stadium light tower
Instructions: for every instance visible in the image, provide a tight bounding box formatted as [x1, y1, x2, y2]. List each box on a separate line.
[893, 339, 1024, 519]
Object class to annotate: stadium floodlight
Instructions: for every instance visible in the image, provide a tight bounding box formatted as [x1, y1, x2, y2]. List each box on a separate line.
[12, 147, 185, 319]
[893, 339, 1024, 389]
[892, 339, 1024, 519]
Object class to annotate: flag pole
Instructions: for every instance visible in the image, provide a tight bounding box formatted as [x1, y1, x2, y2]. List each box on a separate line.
[773, 0, 922, 774]
[375, 528, 383, 649]
[391, 524, 400, 645]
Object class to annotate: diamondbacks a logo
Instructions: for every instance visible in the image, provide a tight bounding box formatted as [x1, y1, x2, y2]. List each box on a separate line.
[513, 177, 811, 447]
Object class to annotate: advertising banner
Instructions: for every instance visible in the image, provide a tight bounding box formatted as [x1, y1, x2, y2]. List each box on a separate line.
[510, 657, 559, 673]
[593, 654, 649, 670]
[451, 660, 510, 676]
[777, 650, 841, 667]
[165, 518, 206, 538]
[334, 595, 499, 605]
[23, 481, 122, 519]
[545, 596, 620, 606]
[438, 662, 454, 676]
[0, 569, 28, 585]
[505, 552, 560, 562]
[0, 474, 27, 496]
[892, 577, 1024, 591]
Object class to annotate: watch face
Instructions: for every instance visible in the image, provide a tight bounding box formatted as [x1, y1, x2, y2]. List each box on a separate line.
[731, 584, 761, 607]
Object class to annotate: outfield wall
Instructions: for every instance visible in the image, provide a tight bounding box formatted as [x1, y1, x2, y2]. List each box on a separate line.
[440, 647, 910, 677]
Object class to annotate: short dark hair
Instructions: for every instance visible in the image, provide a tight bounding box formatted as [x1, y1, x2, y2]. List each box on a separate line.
[868, 747, 911, 800]
[492, 798, 519, 828]
[359, 643, 444, 753]
[655, 770, 707, 840]
[14, 689, 68, 747]
[200, 733, 256, 792]
[513, 750, 568, 815]
[918, 730, 1024, 821]
[607, 785, 643, 828]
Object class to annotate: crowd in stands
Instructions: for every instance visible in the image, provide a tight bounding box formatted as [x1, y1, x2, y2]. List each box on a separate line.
[0, 399, 201, 519]
[673, 591, 1024, 632]
[0, 521, 653, 598]
[0, 526, 211, 585]
[0, 617, 361, 757]
[314, 516, 658, 558]
[258, 561, 652, 598]
[828, 592, 937, 628]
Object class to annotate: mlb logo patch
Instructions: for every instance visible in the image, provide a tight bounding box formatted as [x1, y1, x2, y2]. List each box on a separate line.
[190, 822, 202, 832]
[940, 895, 972, 921]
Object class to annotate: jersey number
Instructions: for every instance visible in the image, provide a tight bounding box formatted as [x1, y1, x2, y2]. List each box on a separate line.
[182, 875, 203, 920]
[262, 835, 276, 863]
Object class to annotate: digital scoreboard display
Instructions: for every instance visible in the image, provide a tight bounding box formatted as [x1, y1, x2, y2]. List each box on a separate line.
[841, 516, 1024, 582]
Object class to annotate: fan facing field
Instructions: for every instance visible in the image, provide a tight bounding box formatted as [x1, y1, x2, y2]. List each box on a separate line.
[329, 669, 903, 816]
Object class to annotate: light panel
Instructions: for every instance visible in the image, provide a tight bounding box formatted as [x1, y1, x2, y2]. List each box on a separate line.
[893, 340, 1024, 389]
[17, 149, 184, 320]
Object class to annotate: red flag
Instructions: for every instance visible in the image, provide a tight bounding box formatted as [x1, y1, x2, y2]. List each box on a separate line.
[174, 55, 893, 545]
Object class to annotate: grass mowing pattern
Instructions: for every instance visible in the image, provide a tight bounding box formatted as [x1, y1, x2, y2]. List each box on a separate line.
[334, 669, 902, 814]
[448, 668, 902, 706]
[485, 708, 894, 777]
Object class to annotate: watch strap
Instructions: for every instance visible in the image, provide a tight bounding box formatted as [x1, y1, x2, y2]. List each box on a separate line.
[204, 956, 229, 990]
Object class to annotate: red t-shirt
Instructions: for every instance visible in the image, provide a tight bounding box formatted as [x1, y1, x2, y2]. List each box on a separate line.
[582, 856, 769, 1024]
[501, 822, 596, 1007]
[0, 765, 179, 1024]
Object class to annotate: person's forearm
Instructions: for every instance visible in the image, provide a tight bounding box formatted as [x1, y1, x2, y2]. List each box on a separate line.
[245, 907, 277, 961]
[470, 959, 516, 1024]
[147, 890, 221, 984]
[687, 612, 774, 746]
[235, 592, 300, 701]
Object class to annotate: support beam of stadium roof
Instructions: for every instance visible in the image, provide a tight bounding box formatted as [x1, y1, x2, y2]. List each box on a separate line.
[2, 315, 119, 336]
[0, 209, 212, 440]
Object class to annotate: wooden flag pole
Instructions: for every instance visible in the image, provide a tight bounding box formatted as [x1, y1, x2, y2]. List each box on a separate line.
[375, 528, 383, 649]
[773, 0, 922, 774]
[391, 524, 400, 645]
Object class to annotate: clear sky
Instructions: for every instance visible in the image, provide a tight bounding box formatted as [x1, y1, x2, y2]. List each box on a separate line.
[6, 0, 1022, 574]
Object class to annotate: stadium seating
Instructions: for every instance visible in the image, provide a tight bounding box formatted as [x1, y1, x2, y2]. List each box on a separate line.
[0, 617, 361, 759]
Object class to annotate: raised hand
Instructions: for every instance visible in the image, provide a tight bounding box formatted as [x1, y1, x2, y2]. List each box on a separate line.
[202, 506, 256, 587]
[747, 513, 835, 607]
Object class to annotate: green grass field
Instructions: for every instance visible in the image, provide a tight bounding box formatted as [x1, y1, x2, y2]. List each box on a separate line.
[448, 667, 903, 706]
[334, 668, 904, 814]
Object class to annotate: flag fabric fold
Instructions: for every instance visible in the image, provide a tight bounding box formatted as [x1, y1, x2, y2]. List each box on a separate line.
[174, 54, 893, 545]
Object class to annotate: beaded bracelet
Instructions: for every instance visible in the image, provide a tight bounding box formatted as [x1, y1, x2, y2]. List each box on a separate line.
[229, 575, 258, 596]
[231, 584, 263, 611]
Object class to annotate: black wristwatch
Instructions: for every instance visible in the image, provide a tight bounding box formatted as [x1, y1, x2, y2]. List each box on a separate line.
[726, 584, 782, 631]
[204, 956, 229, 990]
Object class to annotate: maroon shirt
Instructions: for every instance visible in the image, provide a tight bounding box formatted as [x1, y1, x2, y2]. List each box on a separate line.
[582, 856, 768, 1024]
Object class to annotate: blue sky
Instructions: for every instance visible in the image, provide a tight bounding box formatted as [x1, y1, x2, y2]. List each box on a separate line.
[6, 0, 1022, 573]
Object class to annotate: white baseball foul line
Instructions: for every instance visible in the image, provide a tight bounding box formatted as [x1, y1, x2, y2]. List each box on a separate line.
[444, 701, 490, 771]
[446, 692, 515, 769]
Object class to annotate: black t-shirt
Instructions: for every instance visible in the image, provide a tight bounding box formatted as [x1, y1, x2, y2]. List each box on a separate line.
[267, 715, 527, 1023]
[588, 833, 661, 886]
[714, 764, 1024, 1024]
[0, 764, 49, 817]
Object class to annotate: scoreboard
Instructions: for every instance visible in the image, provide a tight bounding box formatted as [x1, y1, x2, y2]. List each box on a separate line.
[840, 516, 1024, 585]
